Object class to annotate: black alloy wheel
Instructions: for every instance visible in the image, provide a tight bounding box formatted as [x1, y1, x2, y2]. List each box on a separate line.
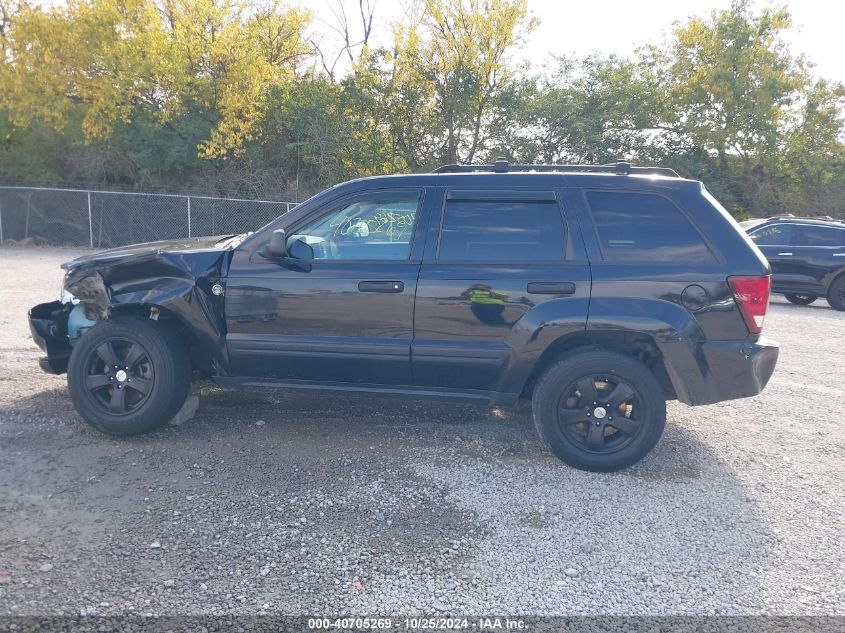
[67, 316, 191, 436]
[557, 374, 643, 454]
[83, 338, 154, 415]
[532, 349, 666, 471]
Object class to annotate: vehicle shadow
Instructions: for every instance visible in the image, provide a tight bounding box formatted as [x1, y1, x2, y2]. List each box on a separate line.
[0, 385, 777, 614]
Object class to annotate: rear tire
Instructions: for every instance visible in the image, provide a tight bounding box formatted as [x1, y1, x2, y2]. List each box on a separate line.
[784, 293, 817, 306]
[827, 276, 845, 311]
[67, 316, 191, 436]
[532, 349, 666, 472]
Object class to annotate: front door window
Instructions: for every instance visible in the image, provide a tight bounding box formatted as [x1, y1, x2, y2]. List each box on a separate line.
[289, 195, 420, 261]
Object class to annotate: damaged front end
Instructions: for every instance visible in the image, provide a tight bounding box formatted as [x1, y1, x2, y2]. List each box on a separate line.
[29, 235, 239, 376]
[29, 301, 74, 374]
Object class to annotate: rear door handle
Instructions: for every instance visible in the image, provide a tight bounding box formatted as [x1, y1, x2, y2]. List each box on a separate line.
[777, 252, 793, 256]
[358, 280, 404, 293]
[527, 282, 576, 295]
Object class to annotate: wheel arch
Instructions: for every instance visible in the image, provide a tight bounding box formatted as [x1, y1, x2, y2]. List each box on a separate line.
[64, 269, 227, 375]
[62, 250, 229, 376]
[104, 302, 219, 374]
[824, 267, 845, 293]
[520, 330, 676, 401]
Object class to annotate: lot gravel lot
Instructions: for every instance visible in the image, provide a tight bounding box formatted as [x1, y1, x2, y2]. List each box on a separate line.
[0, 245, 843, 617]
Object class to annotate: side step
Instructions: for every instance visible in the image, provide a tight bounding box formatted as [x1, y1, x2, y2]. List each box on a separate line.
[212, 376, 519, 406]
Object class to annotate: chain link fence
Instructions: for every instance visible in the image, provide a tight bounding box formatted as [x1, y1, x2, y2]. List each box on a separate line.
[0, 186, 298, 248]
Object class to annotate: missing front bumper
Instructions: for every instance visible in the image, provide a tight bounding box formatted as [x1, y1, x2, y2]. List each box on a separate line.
[29, 300, 73, 374]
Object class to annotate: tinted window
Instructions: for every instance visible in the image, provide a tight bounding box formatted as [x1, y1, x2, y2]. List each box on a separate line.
[587, 192, 714, 262]
[289, 194, 419, 260]
[749, 223, 791, 246]
[438, 198, 565, 261]
[792, 224, 845, 247]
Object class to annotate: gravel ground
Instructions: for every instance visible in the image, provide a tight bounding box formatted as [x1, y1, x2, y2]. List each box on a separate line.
[0, 245, 843, 617]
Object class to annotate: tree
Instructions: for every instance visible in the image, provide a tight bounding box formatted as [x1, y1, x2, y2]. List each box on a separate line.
[0, 0, 312, 160]
[646, 0, 811, 214]
[310, 0, 377, 80]
[779, 79, 845, 215]
[165, 0, 312, 158]
[0, 0, 842, 219]
[657, 0, 805, 163]
[386, 0, 537, 167]
[491, 55, 661, 164]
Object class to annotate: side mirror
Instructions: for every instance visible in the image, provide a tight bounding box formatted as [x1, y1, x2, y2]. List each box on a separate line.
[260, 229, 287, 259]
[287, 237, 314, 261]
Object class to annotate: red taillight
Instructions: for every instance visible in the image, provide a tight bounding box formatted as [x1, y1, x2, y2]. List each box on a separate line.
[728, 275, 771, 334]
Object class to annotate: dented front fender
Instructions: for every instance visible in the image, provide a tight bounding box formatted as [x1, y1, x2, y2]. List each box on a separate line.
[37, 236, 238, 375]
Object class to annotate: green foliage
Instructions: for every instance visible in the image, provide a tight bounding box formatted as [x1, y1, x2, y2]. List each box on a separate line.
[0, 0, 842, 217]
[490, 55, 661, 164]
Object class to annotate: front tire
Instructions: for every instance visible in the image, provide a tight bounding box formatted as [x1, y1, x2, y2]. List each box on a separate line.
[827, 276, 845, 311]
[784, 293, 817, 305]
[67, 316, 191, 436]
[532, 349, 666, 472]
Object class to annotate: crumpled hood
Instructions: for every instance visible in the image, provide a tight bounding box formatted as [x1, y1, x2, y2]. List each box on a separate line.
[59, 235, 238, 375]
[61, 235, 236, 271]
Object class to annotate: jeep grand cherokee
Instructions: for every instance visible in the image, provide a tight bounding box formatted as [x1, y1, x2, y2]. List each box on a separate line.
[29, 161, 779, 471]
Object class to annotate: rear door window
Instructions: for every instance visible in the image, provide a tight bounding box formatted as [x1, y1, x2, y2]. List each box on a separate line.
[586, 191, 715, 262]
[792, 224, 845, 247]
[438, 194, 565, 261]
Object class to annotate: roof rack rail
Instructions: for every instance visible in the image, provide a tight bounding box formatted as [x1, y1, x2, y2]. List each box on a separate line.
[768, 214, 844, 223]
[432, 159, 679, 178]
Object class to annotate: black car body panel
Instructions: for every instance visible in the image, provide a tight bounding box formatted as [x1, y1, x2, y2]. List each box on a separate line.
[745, 217, 845, 296]
[29, 168, 779, 408]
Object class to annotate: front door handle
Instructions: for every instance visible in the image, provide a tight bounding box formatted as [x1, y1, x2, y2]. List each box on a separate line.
[777, 252, 793, 256]
[527, 282, 576, 295]
[358, 280, 404, 293]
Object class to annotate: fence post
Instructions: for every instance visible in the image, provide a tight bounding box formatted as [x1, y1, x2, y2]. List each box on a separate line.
[187, 196, 192, 238]
[24, 194, 31, 239]
[87, 191, 94, 248]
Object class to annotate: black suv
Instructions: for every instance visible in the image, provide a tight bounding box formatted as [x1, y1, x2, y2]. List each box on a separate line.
[29, 162, 779, 471]
[742, 216, 845, 310]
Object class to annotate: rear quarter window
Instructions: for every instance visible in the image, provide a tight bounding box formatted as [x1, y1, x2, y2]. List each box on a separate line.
[586, 191, 716, 263]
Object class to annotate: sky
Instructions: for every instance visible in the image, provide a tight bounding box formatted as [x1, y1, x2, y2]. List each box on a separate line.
[308, 0, 845, 83]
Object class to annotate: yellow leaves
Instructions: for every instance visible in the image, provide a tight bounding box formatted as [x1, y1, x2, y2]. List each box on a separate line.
[1, 0, 534, 164]
[191, 3, 310, 158]
[0, 5, 73, 130]
[660, 0, 810, 158]
[381, 0, 534, 162]
[0, 0, 167, 141]
[0, 0, 311, 158]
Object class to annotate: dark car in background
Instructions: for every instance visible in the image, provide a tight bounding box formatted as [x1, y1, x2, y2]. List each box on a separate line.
[28, 162, 778, 472]
[742, 216, 845, 310]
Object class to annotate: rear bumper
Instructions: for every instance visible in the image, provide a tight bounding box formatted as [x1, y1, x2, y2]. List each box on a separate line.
[662, 337, 779, 406]
[28, 301, 72, 374]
